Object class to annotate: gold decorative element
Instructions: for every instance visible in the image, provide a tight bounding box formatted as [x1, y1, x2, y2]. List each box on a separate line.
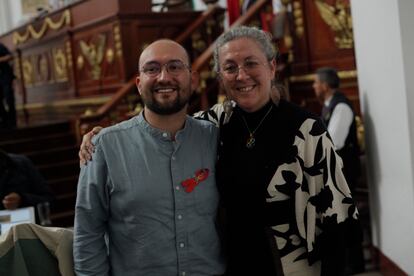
[65, 41, 73, 70]
[126, 103, 143, 117]
[53, 48, 68, 82]
[13, 10, 71, 45]
[38, 54, 50, 83]
[206, 18, 215, 35]
[292, 1, 305, 37]
[315, 0, 353, 49]
[217, 94, 226, 104]
[337, 70, 357, 79]
[355, 116, 365, 153]
[79, 34, 106, 80]
[106, 48, 114, 64]
[77, 55, 84, 70]
[16, 95, 111, 111]
[192, 32, 207, 52]
[113, 24, 123, 58]
[83, 108, 95, 116]
[199, 71, 210, 91]
[284, 36, 293, 49]
[22, 58, 34, 86]
[14, 56, 21, 80]
[289, 70, 357, 83]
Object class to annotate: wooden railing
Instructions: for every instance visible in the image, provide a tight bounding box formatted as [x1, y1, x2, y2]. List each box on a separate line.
[74, 0, 272, 140]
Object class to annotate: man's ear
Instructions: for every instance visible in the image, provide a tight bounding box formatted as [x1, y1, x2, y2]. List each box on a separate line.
[190, 71, 199, 93]
[136, 75, 141, 95]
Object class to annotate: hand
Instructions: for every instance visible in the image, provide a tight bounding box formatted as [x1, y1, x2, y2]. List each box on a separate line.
[79, 126, 102, 166]
[2, 192, 22, 210]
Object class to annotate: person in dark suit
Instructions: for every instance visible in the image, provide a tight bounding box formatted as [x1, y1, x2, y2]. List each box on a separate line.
[313, 67, 365, 275]
[0, 149, 54, 211]
[313, 67, 361, 194]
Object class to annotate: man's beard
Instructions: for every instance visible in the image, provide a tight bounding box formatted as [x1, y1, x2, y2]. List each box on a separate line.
[142, 89, 189, 115]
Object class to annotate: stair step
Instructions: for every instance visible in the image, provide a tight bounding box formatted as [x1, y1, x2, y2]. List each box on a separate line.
[50, 210, 75, 227]
[1, 120, 79, 229]
[48, 176, 79, 195]
[26, 146, 79, 166]
[51, 192, 77, 213]
[0, 121, 71, 142]
[38, 160, 80, 181]
[0, 133, 77, 155]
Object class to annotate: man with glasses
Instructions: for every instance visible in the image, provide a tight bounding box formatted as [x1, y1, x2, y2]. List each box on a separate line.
[73, 39, 225, 276]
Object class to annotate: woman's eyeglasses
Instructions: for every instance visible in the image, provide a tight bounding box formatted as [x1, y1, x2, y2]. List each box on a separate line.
[220, 60, 268, 78]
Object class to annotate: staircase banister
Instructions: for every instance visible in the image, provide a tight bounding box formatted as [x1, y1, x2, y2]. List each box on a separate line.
[79, 77, 137, 122]
[175, 3, 223, 44]
[192, 0, 270, 72]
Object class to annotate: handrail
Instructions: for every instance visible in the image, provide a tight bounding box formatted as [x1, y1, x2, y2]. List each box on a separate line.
[79, 78, 136, 121]
[175, 4, 222, 44]
[192, 0, 269, 72]
[78, 3, 222, 123]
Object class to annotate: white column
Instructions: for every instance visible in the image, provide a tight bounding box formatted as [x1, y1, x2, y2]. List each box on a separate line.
[351, 0, 414, 274]
[0, 0, 12, 35]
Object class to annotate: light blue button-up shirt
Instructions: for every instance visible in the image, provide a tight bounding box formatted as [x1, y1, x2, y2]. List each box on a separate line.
[74, 113, 224, 276]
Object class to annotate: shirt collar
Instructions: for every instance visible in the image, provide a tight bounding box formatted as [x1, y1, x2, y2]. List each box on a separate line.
[135, 111, 191, 142]
[324, 94, 334, 107]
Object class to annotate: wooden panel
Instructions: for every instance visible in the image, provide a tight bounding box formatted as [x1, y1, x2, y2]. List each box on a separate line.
[18, 35, 74, 104]
[277, 0, 359, 115]
[72, 22, 125, 97]
[288, 0, 355, 73]
[0, 0, 200, 107]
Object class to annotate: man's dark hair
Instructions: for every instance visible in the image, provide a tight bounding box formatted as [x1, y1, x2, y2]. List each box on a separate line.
[316, 67, 340, 89]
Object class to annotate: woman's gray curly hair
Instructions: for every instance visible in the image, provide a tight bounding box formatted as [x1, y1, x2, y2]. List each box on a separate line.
[213, 26, 277, 73]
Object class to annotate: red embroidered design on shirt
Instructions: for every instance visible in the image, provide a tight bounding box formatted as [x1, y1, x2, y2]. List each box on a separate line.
[181, 168, 210, 193]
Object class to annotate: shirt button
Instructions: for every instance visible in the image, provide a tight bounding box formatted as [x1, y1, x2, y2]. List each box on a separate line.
[175, 186, 180, 190]
[181, 272, 186, 276]
[177, 214, 182, 220]
[162, 132, 168, 137]
[172, 156, 176, 161]
[179, 242, 185, 248]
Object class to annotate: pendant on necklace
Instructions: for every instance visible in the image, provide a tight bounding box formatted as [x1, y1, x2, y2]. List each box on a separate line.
[246, 134, 255, 149]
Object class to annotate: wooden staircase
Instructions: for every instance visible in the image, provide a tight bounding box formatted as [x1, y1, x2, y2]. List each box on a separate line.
[0, 121, 79, 227]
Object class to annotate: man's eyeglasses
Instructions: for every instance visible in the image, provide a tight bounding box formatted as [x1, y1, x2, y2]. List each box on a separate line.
[220, 60, 268, 78]
[140, 60, 190, 77]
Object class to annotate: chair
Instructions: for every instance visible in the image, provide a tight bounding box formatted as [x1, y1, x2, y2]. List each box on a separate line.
[0, 223, 74, 276]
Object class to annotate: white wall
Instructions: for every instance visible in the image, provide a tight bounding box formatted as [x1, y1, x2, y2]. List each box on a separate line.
[351, 0, 414, 274]
[0, 0, 12, 35]
[9, 0, 27, 30]
[0, 0, 30, 35]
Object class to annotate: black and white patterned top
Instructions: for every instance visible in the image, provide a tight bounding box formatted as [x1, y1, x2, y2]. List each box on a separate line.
[195, 99, 360, 276]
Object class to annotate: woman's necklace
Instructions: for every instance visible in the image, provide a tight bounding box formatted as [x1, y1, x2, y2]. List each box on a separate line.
[239, 104, 273, 149]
